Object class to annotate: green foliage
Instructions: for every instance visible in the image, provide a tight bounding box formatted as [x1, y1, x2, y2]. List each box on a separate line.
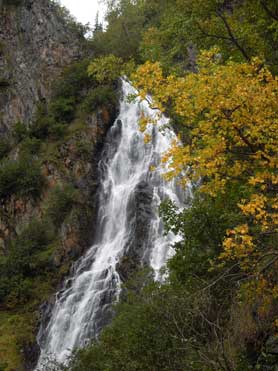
[0, 78, 10, 88]
[12, 121, 28, 143]
[88, 55, 123, 84]
[2, 0, 23, 7]
[19, 137, 41, 156]
[93, 0, 278, 72]
[0, 138, 11, 161]
[79, 86, 117, 114]
[6, 221, 53, 275]
[29, 106, 65, 140]
[75, 140, 92, 161]
[45, 185, 78, 227]
[69, 279, 187, 371]
[53, 59, 92, 100]
[89, 1, 147, 60]
[0, 157, 44, 202]
[161, 186, 248, 284]
[0, 219, 54, 306]
[49, 97, 75, 123]
[18, 57, 118, 145]
[140, 0, 278, 72]
[67, 268, 238, 371]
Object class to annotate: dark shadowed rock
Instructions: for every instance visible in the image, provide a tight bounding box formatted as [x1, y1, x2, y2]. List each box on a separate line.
[117, 180, 154, 281]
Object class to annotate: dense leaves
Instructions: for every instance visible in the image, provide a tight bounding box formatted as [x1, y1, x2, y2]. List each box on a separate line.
[0, 157, 44, 202]
[68, 272, 232, 371]
[133, 52, 278, 308]
[0, 220, 54, 306]
[67, 0, 278, 370]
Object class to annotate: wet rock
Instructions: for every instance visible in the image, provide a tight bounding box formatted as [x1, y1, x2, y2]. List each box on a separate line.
[117, 180, 154, 281]
[22, 341, 40, 371]
[37, 298, 55, 349]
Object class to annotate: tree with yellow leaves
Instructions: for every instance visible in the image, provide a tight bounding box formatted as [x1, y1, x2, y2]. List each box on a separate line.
[132, 50, 278, 307]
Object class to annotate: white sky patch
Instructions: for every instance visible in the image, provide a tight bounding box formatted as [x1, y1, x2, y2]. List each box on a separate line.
[59, 0, 106, 27]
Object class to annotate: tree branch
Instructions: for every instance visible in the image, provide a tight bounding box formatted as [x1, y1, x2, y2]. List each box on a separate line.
[260, 1, 278, 21]
[196, 21, 233, 42]
[216, 10, 250, 61]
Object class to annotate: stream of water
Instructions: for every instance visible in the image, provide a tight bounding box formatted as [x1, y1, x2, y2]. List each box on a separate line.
[36, 80, 190, 369]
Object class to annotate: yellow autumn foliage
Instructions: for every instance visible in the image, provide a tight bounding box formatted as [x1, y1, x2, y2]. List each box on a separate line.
[132, 49, 278, 302]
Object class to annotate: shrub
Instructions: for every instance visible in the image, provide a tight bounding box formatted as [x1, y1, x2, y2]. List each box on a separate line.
[20, 137, 41, 156]
[0, 138, 10, 160]
[0, 78, 10, 88]
[3, 0, 23, 6]
[0, 157, 44, 202]
[6, 220, 53, 275]
[0, 220, 54, 305]
[67, 271, 223, 371]
[80, 86, 117, 114]
[53, 59, 92, 100]
[161, 185, 248, 285]
[45, 185, 78, 227]
[88, 55, 123, 84]
[49, 97, 75, 123]
[30, 114, 65, 140]
[12, 121, 28, 143]
[75, 141, 92, 161]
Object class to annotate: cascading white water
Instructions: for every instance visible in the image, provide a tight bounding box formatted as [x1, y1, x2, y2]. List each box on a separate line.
[36, 80, 190, 369]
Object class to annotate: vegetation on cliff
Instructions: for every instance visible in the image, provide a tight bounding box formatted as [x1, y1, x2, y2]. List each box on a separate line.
[0, 3, 119, 367]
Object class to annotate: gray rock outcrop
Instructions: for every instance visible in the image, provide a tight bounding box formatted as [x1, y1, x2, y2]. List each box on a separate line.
[0, 0, 83, 133]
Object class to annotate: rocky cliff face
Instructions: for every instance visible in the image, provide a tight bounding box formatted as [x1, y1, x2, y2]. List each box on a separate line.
[0, 0, 83, 133]
[0, 2, 119, 370]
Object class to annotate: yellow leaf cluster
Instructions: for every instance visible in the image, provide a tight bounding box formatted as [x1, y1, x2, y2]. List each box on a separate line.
[132, 50, 278, 300]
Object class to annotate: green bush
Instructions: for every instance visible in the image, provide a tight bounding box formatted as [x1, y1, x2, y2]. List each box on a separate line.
[88, 55, 123, 84]
[20, 137, 41, 156]
[75, 141, 92, 161]
[0, 78, 10, 88]
[6, 220, 53, 275]
[80, 86, 117, 114]
[0, 362, 7, 371]
[67, 270, 221, 371]
[53, 59, 92, 101]
[0, 220, 54, 305]
[49, 97, 75, 123]
[2, 0, 23, 6]
[161, 185, 249, 285]
[0, 139, 10, 160]
[0, 157, 44, 202]
[30, 115, 65, 140]
[12, 121, 28, 143]
[45, 185, 78, 227]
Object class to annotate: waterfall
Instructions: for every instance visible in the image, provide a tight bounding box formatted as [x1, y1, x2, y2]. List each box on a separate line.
[36, 80, 190, 369]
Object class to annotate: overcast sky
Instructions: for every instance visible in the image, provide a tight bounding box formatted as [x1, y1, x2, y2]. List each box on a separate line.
[60, 0, 106, 27]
